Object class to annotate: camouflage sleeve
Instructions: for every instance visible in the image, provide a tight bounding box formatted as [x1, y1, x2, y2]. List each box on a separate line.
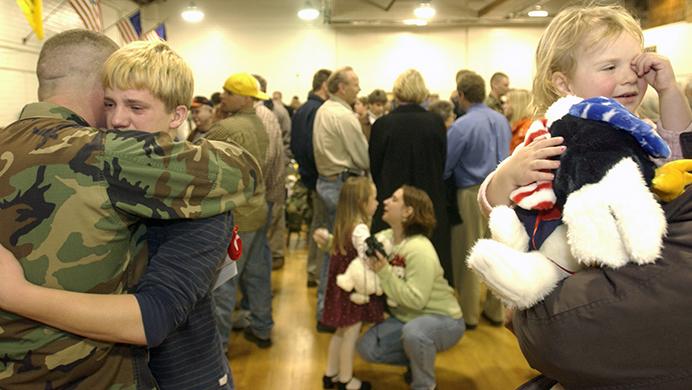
[102, 130, 263, 219]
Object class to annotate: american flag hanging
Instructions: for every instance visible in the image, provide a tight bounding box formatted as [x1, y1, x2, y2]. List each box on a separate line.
[69, 0, 102, 32]
[116, 10, 142, 43]
[142, 23, 166, 41]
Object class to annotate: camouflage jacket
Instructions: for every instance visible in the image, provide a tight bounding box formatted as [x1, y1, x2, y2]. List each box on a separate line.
[0, 102, 263, 389]
[207, 107, 268, 232]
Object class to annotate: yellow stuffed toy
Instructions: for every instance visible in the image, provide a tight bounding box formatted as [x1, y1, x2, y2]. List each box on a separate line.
[652, 159, 692, 202]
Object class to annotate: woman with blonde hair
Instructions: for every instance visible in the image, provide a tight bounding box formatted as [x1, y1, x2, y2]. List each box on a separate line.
[502, 88, 534, 152]
[368, 69, 452, 284]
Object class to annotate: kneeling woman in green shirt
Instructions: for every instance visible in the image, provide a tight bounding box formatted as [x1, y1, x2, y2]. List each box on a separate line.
[357, 185, 465, 390]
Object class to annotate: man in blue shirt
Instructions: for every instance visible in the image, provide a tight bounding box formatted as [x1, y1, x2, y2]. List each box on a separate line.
[444, 72, 511, 330]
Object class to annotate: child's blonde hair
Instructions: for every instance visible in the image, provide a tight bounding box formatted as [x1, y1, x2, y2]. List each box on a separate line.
[532, 4, 642, 113]
[332, 177, 374, 256]
[102, 41, 194, 112]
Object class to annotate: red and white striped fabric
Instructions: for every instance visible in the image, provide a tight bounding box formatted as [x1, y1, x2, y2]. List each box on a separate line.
[116, 17, 138, 43]
[509, 119, 557, 210]
[69, 0, 102, 32]
[142, 29, 162, 41]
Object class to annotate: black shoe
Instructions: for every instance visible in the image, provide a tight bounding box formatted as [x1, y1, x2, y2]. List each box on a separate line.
[337, 379, 371, 390]
[482, 311, 504, 327]
[322, 375, 337, 389]
[403, 367, 412, 384]
[307, 279, 319, 288]
[465, 322, 477, 330]
[316, 322, 336, 333]
[243, 328, 272, 348]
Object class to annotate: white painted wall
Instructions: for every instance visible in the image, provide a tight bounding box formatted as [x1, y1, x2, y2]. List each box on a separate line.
[1, 0, 689, 127]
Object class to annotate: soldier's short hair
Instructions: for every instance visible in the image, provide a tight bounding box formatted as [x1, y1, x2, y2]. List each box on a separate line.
[37, 29, 119, 100]
[490, 72, 509, 85]
[312, 69, 332, 92]
[102, 41, 194, 112]
[327, 67, 354, 94]
[457, 72, 485, 104]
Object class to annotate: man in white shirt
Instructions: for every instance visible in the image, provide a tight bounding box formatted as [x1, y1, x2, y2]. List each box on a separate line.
[312, 66, 369, 326]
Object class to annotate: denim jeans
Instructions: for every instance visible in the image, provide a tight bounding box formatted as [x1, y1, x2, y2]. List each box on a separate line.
[212, 224, 273, 348]
[315, 176, 344, 321]
[357, 315, 465, 390]
[307, 190, 328, 283]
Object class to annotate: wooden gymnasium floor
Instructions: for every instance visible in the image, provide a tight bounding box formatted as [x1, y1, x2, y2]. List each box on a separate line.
[226, 233, 538, 389]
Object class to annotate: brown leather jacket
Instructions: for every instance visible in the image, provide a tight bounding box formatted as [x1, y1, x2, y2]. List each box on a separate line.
[513, 187, 692, 389]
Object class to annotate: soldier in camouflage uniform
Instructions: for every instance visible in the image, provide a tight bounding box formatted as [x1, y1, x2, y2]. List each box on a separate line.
[0, 30, 263, 389]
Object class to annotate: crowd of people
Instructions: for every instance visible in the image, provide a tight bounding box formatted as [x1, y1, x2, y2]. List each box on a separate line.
[0, 3, 691, 390]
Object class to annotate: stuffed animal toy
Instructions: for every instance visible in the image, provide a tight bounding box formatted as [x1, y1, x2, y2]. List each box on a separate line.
[467, 96, 670, 309]
[336, 256, 384, 305]
[336, 234, 399, 306]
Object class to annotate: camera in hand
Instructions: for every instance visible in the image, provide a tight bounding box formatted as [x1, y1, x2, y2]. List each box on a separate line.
[365, 236, 387, 258]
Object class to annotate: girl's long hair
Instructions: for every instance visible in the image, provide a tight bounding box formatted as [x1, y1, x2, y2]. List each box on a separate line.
[332, 177, 373, 255]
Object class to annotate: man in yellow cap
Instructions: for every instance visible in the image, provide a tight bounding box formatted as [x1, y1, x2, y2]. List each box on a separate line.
[207, 72, 274, 350]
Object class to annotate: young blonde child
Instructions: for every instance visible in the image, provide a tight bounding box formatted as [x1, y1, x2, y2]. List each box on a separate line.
[319, 176, 384, 390]
[483, 3, 692, 213]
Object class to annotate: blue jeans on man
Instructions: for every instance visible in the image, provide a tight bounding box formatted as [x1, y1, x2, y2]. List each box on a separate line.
[314, 175, 344, 321]
[357, 315, 465, 389]
[212, 215, 273, 348]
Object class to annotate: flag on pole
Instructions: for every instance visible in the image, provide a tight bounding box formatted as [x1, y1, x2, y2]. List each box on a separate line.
[143, 23, 166, 41]
[16, 0, 44, 40]
[69, 0, 102, 32]
[116, 10, 142, 43]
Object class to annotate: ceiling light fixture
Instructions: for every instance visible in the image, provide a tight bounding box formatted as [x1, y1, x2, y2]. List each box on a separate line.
[404, 18, 428, 26]
[298, 1, 320, 21]
[414, 1, 436, 19]
[181, 2, 204, 23]
[527, 5, 549, 18]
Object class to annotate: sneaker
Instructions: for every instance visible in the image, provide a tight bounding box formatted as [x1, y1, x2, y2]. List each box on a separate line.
[243, 328, 272, 348]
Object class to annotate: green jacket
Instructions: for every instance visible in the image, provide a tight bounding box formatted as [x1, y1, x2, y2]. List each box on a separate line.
[0, 102, 263, 389]
[375, 230, 462, 323]
[207, 107, 269, 231]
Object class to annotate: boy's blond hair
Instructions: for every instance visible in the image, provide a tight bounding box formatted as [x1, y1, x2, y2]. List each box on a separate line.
[532, 4, 642, 113]
[102, 41, 194, 112]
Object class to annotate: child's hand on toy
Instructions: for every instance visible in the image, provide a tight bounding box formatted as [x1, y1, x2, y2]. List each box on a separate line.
[367, 251, 388, 272]
[632, 52, 677, 94]
[487, 136, 565, 207]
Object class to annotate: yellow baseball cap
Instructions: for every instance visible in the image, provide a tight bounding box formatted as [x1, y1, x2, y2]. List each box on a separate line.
[223, 72, 269, 100]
